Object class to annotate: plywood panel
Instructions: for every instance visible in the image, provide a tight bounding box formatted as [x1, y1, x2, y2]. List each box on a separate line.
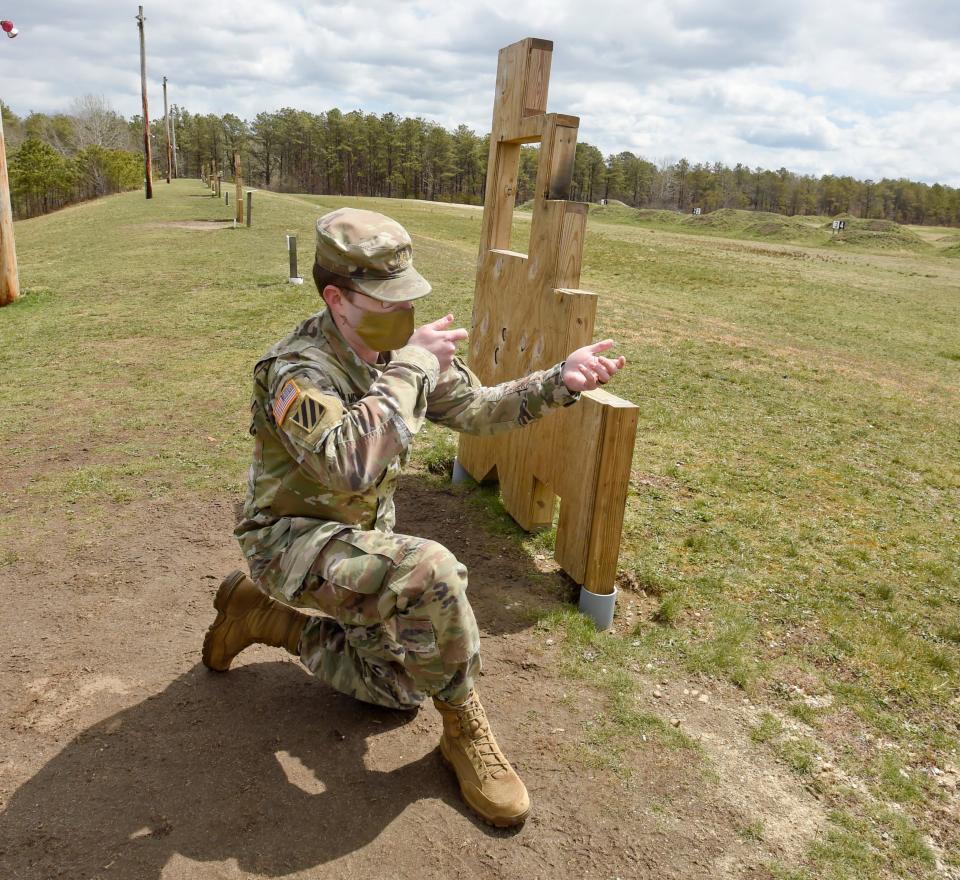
[458, 38, 639, 595]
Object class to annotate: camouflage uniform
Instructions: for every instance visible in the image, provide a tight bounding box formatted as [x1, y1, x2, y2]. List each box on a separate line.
[235, 308, 578, 709]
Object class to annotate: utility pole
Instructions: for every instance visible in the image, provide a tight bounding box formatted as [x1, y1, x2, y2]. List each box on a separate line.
[0, 108, 19, 306]
[0, 16, 21, 307]
[170, 103, 179, 178]
[162, 76, 172, 184]
[136, 6, 153, 199]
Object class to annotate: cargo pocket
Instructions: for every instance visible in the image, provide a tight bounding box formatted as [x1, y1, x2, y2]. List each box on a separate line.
[396, 616, 438, 656]
[318, 529, 407, 596]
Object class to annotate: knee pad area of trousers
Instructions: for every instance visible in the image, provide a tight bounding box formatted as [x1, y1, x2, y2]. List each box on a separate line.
[408, 541, 467, 598]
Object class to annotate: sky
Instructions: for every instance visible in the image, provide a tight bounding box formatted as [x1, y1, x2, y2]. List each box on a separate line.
[1, 1, 958, 186]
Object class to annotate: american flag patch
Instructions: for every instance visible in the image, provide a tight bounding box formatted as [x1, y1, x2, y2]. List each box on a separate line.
[272, 380, 301, 426]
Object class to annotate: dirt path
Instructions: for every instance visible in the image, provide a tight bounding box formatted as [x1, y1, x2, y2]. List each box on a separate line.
[0, 464, 826, 879]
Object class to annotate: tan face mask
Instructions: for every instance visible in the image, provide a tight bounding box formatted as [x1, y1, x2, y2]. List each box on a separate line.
[351, 303, 415, 351]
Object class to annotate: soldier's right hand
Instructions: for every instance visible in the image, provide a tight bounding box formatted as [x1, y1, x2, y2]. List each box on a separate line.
[407, 314, 469, 373]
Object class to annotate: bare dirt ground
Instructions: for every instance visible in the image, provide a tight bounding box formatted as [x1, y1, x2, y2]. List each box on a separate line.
[0, 466, 828, 879]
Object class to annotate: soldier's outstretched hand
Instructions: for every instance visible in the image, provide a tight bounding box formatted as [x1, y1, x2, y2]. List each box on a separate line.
[561, 339, 626, 393]
[408, 314, 469, 373]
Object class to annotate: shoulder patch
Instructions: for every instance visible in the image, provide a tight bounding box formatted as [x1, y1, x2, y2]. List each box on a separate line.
[288, 391, 344, 436]
[290, 396, 323, 432]
[273, 380, 301, 426]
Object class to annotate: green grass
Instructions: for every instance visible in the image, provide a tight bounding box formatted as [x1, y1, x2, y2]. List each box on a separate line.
[536, 609, 699, 775]
[750, 712, 783, 744]
[2, 181, 959, 877]
[738, 818, 766, 842]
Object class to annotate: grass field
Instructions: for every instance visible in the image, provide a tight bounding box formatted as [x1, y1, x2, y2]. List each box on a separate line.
[2, 180, 959, 877]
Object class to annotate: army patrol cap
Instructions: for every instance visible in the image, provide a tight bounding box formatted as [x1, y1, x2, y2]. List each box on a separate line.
[315, 207, 432, 303]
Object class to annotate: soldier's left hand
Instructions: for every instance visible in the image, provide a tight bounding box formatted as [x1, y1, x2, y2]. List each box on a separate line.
[561, 339, 626, 393]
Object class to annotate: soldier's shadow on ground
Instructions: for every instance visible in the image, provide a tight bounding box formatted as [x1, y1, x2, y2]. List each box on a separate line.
[1, 475, 570, 878]
[394, 473, 576, 636]
[0, 663, 484, 879]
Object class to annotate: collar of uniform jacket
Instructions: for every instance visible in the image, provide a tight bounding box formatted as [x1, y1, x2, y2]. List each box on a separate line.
[318, 307, 389, 391]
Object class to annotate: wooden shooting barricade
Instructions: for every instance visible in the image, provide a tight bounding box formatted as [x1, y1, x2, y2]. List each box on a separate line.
[457, 38, 639, 625]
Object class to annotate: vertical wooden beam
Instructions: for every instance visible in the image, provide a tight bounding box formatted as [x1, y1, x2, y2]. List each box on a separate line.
[477, 38, 553, 258]
[136, 6, 153, 200]
[482, 142, 520, 252]
[522, 42, 553, 116]
[287, 235, 299, 280]
[234, 151, 243, 224]
[162, 76, 172, 184]
[0, 110, 19, 307]
[170, 104, 179, 178]
[553, 392, 639, 591]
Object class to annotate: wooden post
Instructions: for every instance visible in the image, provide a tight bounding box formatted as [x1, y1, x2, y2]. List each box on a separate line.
[211, 159, 217, 194]
[246, 190, 252, 227]
[233, 151, 243, 224]
[457, 38, 639, 601]
[287, 235, 298, 279]
[171, 106, 179, 178]
[136, 6, 153, 199]
[162, 76, 172, 184]
[0, 109, 19, 307]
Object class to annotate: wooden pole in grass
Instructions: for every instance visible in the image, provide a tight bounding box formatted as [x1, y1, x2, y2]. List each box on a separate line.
[162, 76, 172, 184]
[0, 109, 19, 307]
[136, 6, 153, 199]
[170, 104, 179, 178]
[234, 151, 243, 224]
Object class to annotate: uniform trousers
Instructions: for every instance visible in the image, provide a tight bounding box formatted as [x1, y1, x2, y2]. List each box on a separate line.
[279, 528, 481, 709]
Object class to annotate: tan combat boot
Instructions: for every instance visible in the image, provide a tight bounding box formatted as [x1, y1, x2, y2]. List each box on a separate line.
[202, 570, 306, 671]
[434, 690, 530, 827]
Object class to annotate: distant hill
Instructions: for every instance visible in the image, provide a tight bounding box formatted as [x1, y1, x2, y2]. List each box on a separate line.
[586, 205, 933, 252]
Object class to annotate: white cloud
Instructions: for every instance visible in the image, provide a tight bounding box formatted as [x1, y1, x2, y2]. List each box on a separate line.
[1, 0, 958, 185]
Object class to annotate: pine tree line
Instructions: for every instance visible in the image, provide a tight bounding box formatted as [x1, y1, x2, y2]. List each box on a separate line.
[2, 99, 143, 218]
[4, 99, 958, 227]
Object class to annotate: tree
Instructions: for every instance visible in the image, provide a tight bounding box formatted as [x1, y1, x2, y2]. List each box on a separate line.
[24, 112, 76, 155]
[70, 95, 132, 151]
[8, 96, 959, 227]
[1, 101, 25, 151]
[9, 138, 74, 216]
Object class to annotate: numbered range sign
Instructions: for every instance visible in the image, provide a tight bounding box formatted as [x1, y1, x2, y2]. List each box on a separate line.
[693, 207, 702, 215]
[832, 220, 846, 230]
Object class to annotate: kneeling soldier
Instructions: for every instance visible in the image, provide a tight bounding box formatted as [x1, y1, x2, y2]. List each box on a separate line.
[203, 207, 625, 826]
